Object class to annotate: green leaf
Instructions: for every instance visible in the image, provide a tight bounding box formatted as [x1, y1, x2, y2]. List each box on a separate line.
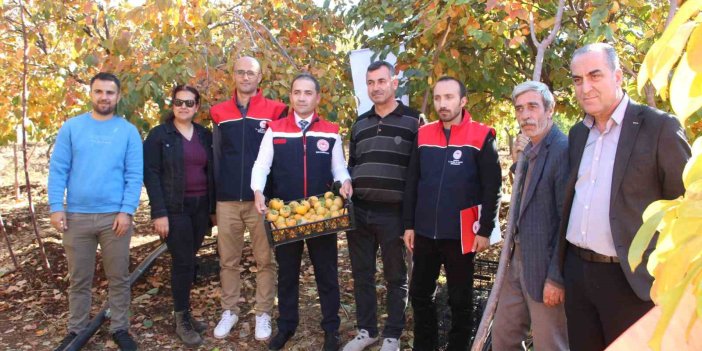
[84, 54, 99, 67]
[143, 319, 153, 328]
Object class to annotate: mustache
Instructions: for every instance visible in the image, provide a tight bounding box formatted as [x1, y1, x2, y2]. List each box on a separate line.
[439, 108, 451, 114]
[520, 120, 537, 127]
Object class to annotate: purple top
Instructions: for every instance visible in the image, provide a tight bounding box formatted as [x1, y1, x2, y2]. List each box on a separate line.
[182, 132, 208, 197]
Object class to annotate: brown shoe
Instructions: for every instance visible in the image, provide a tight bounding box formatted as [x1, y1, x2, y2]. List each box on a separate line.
[175, 311, 203, 347]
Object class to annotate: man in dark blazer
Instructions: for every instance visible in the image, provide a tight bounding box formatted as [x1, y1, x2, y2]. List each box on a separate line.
[559, 43, 691, 351]
[493, 81, 569, 350]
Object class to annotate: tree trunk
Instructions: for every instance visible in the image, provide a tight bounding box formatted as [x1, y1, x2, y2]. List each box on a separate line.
[13, 143, 20, 200]
[471, 155, 526, 351]
[0, 214, 20, 272]
[529, 0, 566, 82]
[19, 0, 52, 277]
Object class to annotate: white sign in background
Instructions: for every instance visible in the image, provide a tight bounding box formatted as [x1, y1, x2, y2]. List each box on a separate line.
[348, 48, 409, 116]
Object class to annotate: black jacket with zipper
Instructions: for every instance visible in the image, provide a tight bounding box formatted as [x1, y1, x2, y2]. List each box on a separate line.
[143, 119, 215, 219]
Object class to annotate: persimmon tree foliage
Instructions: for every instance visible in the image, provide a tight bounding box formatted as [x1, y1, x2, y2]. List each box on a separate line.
[0, 0, 355, 144]
[629, 1, 702, 349]
[346, 0, 701, 139]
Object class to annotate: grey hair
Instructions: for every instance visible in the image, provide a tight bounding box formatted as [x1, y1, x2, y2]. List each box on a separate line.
[511, 81, 555, 111]
[571, 43, 620, 71]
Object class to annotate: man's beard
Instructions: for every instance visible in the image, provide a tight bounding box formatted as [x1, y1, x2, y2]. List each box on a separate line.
[93, 103, 116, 115]
[439, 109, 460, 122]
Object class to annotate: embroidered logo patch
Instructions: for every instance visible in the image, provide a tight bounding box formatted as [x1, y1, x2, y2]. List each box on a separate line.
[255, 120, 268, 134]
[273, 138, 287, 144]
[317, 139, 330, 152]
[449, 149, 464, 166]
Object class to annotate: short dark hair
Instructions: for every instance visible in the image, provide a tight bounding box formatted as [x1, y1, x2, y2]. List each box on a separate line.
[367, 60, 395, 76]
[90, 72, 121, 91]
[291, 72, 320, 93]
[436, 76, 466, 98]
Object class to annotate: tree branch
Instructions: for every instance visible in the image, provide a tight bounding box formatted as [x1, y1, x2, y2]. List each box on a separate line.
[529, 0, 566, 81]
[529, 12, 540, 46]
[251, 20, 299, 70]
[665, 0, 677, 27]
[420, 18, 452, 115]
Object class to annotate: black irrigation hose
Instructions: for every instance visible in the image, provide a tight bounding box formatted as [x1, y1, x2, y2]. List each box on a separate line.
[62, 243, 168, 351]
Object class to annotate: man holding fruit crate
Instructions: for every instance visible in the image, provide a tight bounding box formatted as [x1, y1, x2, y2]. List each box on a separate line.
[252, 72, 353, 351]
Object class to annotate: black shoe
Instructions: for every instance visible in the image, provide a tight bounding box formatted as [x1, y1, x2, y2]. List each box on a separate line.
[54, 332, 77, 351]
[268, 331, 294, 350]
[112, 329, 138, 351]
[323, 331, 340, 351]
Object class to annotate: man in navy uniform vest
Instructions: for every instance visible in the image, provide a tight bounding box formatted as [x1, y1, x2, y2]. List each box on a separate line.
[252, 73, 353, 351]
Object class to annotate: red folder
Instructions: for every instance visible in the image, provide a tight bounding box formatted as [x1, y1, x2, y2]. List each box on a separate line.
[460, 205, 481, 254]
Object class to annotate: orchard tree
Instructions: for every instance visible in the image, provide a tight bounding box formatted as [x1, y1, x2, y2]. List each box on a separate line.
[0, 0, 356, 144]
[346, 0, 701, 139]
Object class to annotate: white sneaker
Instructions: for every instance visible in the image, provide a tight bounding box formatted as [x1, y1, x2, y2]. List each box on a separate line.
[213, 310, 238, 339]
[379, 338, 400, 351]
[255, 313, 272, 341]
[342, 329, 378, 351]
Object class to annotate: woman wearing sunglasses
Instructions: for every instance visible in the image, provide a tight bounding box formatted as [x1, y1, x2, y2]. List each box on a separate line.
[143, 85, 215, 347]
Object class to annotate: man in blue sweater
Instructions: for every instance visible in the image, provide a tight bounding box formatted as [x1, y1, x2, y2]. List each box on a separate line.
[49, 73, 143, 351]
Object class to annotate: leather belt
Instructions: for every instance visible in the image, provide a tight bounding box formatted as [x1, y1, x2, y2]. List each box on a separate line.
[569, 244, 620, 263]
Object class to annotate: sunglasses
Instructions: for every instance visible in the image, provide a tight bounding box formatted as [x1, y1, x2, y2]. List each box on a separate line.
[173, 99, 197, 108]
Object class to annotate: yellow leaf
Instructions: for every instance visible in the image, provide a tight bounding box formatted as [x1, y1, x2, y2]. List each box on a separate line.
[650, 21, 697, 93]
[638, 39, 662, 94]
[638, 0, 702, 94]
[653, 234, 702, 295]
[670, 53, 702, 124]
[687, 23, 702, 74]
[629, 199, 678, 270]
[649, 267, 700, 350]
[683, 138, 702, 188]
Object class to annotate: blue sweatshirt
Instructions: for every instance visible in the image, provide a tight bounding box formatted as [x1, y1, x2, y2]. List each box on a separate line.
[48, 113, 143, 214]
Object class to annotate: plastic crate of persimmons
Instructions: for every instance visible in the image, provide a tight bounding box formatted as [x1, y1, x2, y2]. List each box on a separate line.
[263, 191, 355, 247]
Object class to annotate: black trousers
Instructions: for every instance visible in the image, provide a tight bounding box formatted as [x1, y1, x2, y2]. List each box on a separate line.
[564, 248, 654, 351]
[347, 205, 408, 339]
[410, 235, 475, 351]
[274, 233, 340, 334]
[165, 195, 209, 312]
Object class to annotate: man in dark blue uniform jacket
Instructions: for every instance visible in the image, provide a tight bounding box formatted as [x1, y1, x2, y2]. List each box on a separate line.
[402, 76, 501, 351]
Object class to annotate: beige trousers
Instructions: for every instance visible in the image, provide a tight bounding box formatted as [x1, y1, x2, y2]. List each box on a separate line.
[217, 201, 276, 315]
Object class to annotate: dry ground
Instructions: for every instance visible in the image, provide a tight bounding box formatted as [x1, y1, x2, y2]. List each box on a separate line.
[0, 144, 509, 351]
